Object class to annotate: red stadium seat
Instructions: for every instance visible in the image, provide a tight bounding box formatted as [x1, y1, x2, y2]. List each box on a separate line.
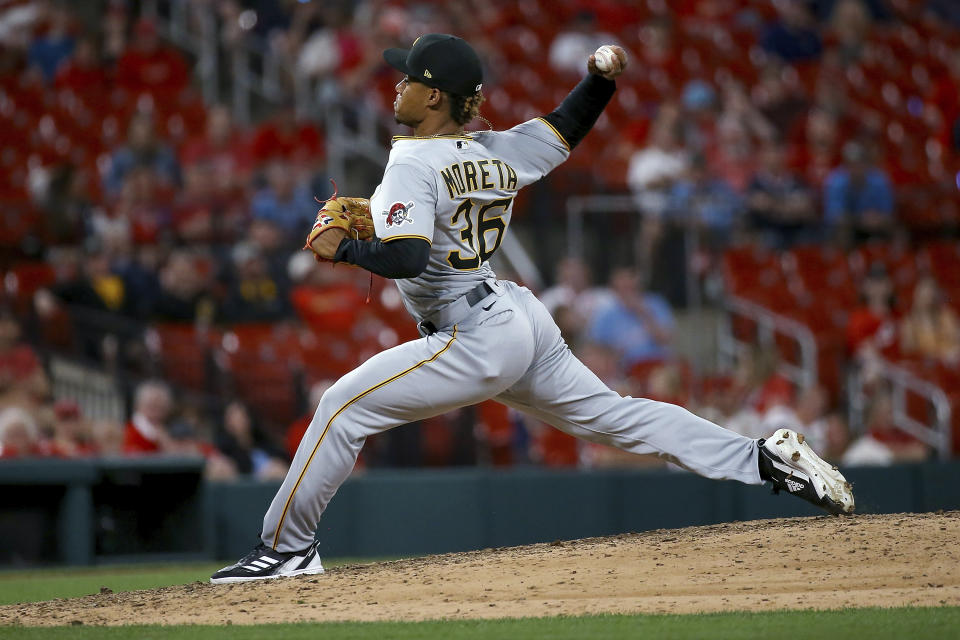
[722, 245, 783, 297]
[151, 324, 220, 393]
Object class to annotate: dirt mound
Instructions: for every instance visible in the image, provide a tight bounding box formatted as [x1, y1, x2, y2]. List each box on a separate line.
[3, 512, 959, 626]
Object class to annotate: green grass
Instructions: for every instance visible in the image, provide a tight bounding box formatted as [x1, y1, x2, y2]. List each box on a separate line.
[0, 559, 392, 606]
[0, 607, 957, 639]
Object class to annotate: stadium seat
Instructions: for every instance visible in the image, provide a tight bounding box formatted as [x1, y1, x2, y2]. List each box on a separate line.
[150, 324, 220, 393]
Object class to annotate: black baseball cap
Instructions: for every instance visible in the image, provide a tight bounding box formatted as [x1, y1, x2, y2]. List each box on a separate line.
[383, 34, 483, 97]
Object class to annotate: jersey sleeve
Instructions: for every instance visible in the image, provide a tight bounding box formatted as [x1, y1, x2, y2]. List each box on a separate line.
[371, 162, 437, 244]
[498, 119, 571, 180]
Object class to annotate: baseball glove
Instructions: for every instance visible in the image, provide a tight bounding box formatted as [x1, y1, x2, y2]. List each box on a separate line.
[304, 180, 374, 261]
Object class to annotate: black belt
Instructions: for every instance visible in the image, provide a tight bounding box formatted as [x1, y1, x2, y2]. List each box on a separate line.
[418, 281, 495, 336]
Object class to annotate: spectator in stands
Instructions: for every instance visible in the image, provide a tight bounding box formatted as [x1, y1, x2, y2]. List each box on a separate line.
[249, 103, 324, 176]
[751, 62, 809, 136]
[36, 241, 138, 320]
[123, 379, 176, 454]
[539, 257, 612, 344]
[41, 163, 98, 244]
[54, 35, 108, 99]
[746, 139, 818, 248]
[173, 159, 248, 245]
[634, 17, 679, 81]
[707, 116, 759, 197]
[215, 401, 288, 480]
[548, 10, 619, 76]
[760, 0, 822, 63]
[115, 18, 189, 98]
[295, 4, 363, 80]
[45, 400, 97, 457]
[628, 104, 690, 293]
[586, 267, 675, 370]
[249, 218, 292, 286]
[99, 2, 129, 66]
[250, 160, 318, 239]
[828, 0, 874, 65]
[667, 154, 742, 248]
[793, 107, 841, 189]
[107, 233, 162, 320]
[151, 250, 217, 324]
[761, 384, 837, 454]
[847, 262, 899, 366]
[90, 420, 124, 456]
[104, 113, 181, 199]
[842, 383, 929, 465]
[0, 407, 41, 458]
[717, 344, 794, 439]
[221, 242, 289, 323]
[627, 103, 688, 220]
[679, 79, 718, 153]
[823, 141, 894, 246]
[112, 167, 174, 245]
[0, 308, 49, 410]
[179, 104, 251, 195]
[27, 4, 75, 83]
[899, 276, 960, 363]
[288, 252, 364, 335]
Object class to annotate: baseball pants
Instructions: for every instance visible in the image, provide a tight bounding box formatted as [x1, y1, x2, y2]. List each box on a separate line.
[261, 281, 762, 552]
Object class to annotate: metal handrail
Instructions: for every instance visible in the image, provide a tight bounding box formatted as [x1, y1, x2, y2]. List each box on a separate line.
[564, 194, 706, 310]
[565, 194, 637, 259]
[719, 294, 819, 389]
[848, 359, 953, 460]
[141, 0, 219, 105]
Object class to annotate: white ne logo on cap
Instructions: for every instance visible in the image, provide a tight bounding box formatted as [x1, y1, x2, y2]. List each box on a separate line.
[423, 69, 432, 78]
[476, 84, 482, 91]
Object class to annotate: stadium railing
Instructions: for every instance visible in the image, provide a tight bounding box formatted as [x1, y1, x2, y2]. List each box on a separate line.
[848, 358, 953, 460]
[718, 294, 818, 389]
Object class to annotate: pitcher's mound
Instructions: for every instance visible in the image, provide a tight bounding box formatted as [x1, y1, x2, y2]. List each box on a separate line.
[4, 512, 959, 626]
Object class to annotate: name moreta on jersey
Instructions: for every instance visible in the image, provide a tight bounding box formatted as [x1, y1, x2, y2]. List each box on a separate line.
[440, 158, 519, 199]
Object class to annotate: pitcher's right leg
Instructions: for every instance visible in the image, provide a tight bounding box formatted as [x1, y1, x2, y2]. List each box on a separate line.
[261, 328, 466, 554]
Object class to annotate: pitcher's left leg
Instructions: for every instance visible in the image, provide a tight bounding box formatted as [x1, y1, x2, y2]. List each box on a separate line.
[498, 287, 761, 484]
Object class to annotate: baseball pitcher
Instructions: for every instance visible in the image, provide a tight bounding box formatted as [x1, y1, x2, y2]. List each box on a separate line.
[211, 34, 854, 584]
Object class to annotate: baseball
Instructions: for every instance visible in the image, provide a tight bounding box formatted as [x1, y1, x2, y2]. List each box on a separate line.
[594, 45, 616, 73]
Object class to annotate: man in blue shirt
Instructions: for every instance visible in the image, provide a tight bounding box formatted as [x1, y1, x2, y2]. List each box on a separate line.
[587, 267, 675, 370]
[250, 161, 318, 240]
[823, 141, 894, 245]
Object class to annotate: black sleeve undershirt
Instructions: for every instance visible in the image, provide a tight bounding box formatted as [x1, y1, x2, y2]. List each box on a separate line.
[334, 236, 431, 279]
[542, 74, 616, 150]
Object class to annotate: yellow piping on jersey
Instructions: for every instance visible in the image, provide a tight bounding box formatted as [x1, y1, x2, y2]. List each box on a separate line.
[392, 134, 474, 142]
[535, 117, 570, 152]
[271, 326, 459, 550]
[382, 234, 433, 244]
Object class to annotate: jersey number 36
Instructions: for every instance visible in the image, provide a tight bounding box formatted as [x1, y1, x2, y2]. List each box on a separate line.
[446, 197, 512, 270]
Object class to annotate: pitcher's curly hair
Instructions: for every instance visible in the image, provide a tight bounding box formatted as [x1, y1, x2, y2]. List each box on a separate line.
[448, 91, 486, 126]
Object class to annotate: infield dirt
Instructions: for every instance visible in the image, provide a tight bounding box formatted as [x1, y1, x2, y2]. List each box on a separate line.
[3, 512, 958, 626]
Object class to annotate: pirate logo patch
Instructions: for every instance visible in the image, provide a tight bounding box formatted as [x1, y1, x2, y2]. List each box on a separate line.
[384, 201, 415, 227]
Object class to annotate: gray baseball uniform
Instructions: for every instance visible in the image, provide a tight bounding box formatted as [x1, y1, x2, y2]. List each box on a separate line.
[260, 118, 762, 553]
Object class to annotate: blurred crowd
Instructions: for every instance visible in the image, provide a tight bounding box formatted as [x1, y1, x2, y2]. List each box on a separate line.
[1, 0, 959, 472]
